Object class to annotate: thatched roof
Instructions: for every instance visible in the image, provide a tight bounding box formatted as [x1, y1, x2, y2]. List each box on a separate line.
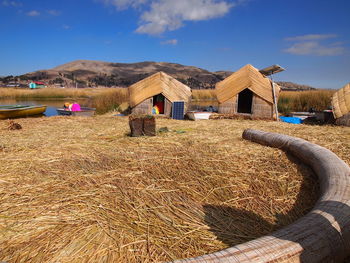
[216, 64, 280, 104]
[332, 83, 350, 119]
[129, 72, 192, 107]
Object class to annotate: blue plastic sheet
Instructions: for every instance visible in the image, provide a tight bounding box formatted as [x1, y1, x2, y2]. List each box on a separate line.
[280, 116, 303, 124]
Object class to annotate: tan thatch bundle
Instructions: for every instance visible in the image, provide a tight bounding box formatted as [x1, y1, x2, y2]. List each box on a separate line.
[128, 72, 192, 107]
[216, 64, 280, 104]
[332, 83, 350, 118]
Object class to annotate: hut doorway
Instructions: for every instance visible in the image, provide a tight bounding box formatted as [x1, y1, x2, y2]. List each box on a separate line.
[237, 88, 253, 114]
[153, 94, 165, 114]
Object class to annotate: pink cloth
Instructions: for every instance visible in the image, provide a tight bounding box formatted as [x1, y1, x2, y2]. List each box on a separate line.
[71, 103, 81, 111]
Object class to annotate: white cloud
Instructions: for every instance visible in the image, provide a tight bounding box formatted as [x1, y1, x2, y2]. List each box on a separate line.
[100, 0, 147, 10]
[284, 34, 345, 56]
[27, 10, 40, 16]
[47, 9, 61, 16]
[2, 0, 22, 7]
[137, 0, 232, 35]
[99, 0, 235, 35]
[284, 41, 344, 56]
[62, 24, 71, 30]
[285, 34, 338, 42]
[161, 39, 178, 45]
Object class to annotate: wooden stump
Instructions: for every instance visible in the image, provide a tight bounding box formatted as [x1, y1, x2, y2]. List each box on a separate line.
[129, 115, 156, 137]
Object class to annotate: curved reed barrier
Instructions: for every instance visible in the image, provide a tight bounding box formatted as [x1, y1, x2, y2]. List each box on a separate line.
[175, 129, 350, 263]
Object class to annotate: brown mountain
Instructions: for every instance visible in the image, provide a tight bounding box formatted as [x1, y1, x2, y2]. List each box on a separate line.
[276, 81, 315, 91]
[2, 60, 315, 90]
[20, 60, 229, 89]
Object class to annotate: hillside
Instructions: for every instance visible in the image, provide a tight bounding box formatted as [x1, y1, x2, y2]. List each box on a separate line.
[1, 60, 314, 90]
[21, 60, 229, 89]
[276, 81, 315, 91]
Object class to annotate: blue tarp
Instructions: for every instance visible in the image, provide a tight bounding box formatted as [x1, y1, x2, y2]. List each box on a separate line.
[280, 116, 303, 124]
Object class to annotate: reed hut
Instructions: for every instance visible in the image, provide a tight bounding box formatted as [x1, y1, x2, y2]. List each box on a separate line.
[128, 72, 192, 117]
[216, 64, 280, 119]
[332, 83, 350, 126]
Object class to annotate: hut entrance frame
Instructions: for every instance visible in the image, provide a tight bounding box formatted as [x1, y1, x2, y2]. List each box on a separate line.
[153, 94, 165, 114]
[237, 88, 253, 114]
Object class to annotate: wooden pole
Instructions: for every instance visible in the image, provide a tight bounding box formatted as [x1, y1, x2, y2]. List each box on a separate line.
[270, 75, 279, 121]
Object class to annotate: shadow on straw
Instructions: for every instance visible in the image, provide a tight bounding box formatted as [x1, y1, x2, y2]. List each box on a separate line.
[203, 152, 319, 247]
[203, 204, 274, 246]
[203, 153, 350, 262]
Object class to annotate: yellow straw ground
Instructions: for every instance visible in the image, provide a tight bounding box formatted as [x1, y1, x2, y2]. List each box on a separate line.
[0, 116, 349, 262]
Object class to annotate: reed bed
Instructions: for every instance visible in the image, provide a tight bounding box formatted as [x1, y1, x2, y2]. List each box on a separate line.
[278, 90, 335, 114]
[191, 90, 217, 101]
[91, 88, 129, 114]
[0, 87, 128, 100]
[0, 117, 349, 262]
[0, 87, 93, 99]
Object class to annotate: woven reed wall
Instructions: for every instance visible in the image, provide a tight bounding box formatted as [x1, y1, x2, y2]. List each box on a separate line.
[332, 83, 350, 119]
[131, 97, 175, 117]
[251, 95, 273, 119]
[335, 112, 350, 127]
[164, 98, 172, 117]
[218, 96, 237, 114]
[218, 94, 274, 119]
[131, 98, 152, 115]
[174, 129, 350, 263]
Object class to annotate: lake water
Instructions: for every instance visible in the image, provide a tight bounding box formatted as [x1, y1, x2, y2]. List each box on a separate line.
[0, 99, 89, 117]
[0, 99, 218, 117]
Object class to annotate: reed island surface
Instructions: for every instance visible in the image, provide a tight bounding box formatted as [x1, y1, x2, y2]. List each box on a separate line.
[0, 116, 349, 262]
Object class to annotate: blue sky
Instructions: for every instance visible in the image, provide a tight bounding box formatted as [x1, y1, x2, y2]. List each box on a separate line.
[0, 0, 349, 89]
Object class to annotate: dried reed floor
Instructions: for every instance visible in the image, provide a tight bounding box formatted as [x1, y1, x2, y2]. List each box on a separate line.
[0, 117, 349, 262]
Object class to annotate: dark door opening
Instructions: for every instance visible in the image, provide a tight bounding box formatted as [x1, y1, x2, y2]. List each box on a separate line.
[153, 94, 165, 114]
[237, 88, 253, 114]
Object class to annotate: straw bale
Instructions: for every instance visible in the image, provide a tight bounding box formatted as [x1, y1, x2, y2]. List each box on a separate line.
[129, 116, 144, 136]
[332, 83, 350, 119]
[129, 72, 192, 108]
[143, 116, 156, 136]
[216, 64, 280, 105]
[129, 115, 156, 136]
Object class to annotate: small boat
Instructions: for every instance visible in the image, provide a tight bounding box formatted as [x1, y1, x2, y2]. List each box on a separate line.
[187, 111, 212, 120]
[0, 105, 47, 119]
[56, 107, 96, 117]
